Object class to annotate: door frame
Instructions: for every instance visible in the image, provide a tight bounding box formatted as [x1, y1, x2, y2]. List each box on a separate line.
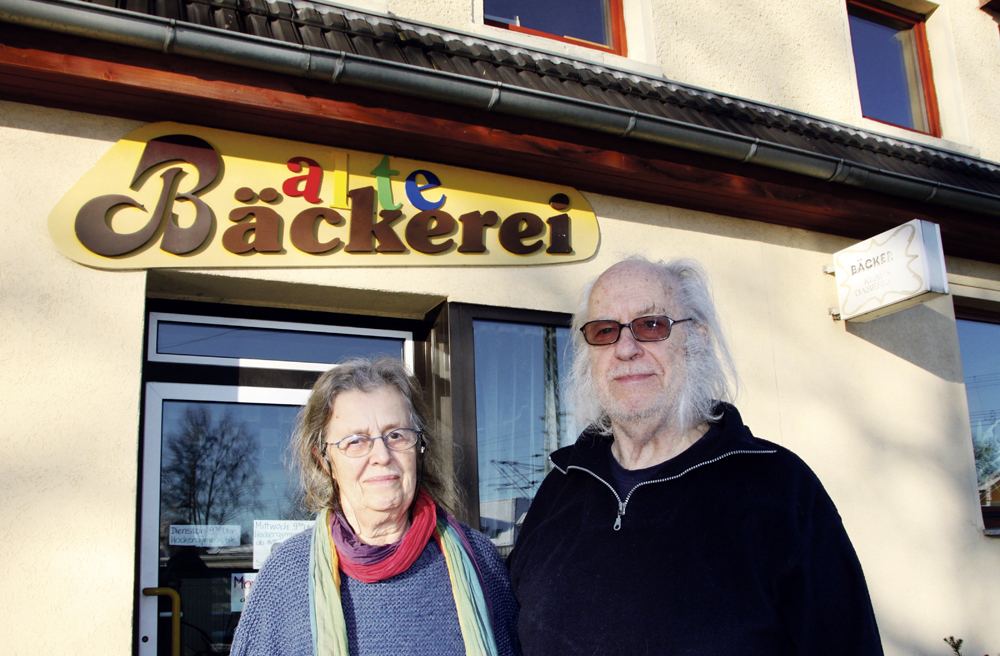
[137, 382, 311, 656]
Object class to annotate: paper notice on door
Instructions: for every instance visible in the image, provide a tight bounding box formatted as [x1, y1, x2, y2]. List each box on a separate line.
[231, 572, 257, 612]
[168, 524, 241, 547]
[253, 520, 313, 569]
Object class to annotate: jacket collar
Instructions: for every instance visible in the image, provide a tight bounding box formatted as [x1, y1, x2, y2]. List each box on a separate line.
[550, 403, 774, 481]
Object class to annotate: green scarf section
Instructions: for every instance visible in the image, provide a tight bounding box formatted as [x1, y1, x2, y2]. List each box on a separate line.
[308, 507, 499, 656]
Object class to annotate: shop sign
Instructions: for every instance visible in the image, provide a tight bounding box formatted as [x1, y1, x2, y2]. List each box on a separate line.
[833, 219, 949, 322]
[168, 524, 241, 548]
[252, 519, 313, 569]
[231, 572, 257, 612]
[48, 123, 599, 269]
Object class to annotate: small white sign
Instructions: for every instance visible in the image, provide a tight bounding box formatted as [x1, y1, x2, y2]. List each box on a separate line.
[231, 572, 257, 612]
[833, 219, 949, 322]
[253, 519, 313, 569]
[168, 524, 241, 548]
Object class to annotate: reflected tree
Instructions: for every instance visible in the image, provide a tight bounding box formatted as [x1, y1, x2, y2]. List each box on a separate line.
[161, 406, 262, 526]
[973, 418, 1000, 505]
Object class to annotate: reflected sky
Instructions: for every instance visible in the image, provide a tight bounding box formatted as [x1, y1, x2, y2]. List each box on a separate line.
[849, 14, 918, 130]
[160, 400, 304, 543]
[957, 320, 1000, 426]
[474, 321, 574, 504]
[157, 322, 403, 364]
[485, 0, 609, 45]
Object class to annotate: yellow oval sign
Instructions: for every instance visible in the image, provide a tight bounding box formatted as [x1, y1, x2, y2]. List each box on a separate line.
[48, 122, 600, 269]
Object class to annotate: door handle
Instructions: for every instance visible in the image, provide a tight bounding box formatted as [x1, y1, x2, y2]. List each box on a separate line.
[141, 587, 180, 656]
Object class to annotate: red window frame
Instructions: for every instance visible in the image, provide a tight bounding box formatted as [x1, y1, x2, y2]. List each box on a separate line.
[847, 0, 941, 137]
[484, 0, 628, 57]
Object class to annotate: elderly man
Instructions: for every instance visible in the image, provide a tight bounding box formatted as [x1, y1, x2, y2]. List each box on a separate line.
[508, 258, 882, 655]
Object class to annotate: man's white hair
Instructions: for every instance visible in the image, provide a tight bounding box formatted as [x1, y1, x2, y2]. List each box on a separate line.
[569, 257, 739, 435]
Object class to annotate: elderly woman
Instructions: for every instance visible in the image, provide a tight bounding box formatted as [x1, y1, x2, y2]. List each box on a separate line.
[231, 357, 519, 656]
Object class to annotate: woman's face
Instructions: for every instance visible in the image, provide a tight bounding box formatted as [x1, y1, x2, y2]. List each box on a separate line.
[323, 386, 419, 529]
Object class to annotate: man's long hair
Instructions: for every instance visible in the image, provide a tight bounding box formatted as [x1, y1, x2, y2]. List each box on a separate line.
[569, 257, 739, 435]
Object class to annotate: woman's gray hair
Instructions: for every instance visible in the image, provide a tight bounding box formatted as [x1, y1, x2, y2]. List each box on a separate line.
[569, 257, 739, 435]
[291, 356, 456, 516]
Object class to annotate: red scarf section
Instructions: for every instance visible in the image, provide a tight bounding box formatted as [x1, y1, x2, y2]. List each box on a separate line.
[334, 490, 437, 583]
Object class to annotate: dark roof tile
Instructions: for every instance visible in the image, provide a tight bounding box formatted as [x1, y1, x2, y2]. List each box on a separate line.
[268, 1, 293, 19]
[444, 39, 476, 57]
[94, 0, 1000, 194]
[515, 70, 549, 92]
[472, 60, 504, 82]
[324, 29, 355, 53]
[400, 45, 434, 69]
[397, 29, 431, 47]
[215, 7, 241, 31]
[319, 10, 348, 30]
[374, 39, 408, 64]
[183, 1, 214, 26]
[153, 0, 182, 20]
[351, 35, 382, 59]
[244, 13, 271, 38]
[450, 56, 482, 78]
[269, 18, 301, 44]
[428, 50, 459, 74]
[346, 17, 375, 36]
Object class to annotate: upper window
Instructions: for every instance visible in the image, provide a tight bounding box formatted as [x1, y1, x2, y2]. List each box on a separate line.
[955, 311, 1000, 535]
[484, 0, 627, 56]
[847, 0, 940, 136]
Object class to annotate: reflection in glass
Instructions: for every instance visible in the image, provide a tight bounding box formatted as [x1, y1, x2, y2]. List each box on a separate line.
[484, 0, 610, 47]
[957, 320, 1000, 507]
[157, 401, 303, 656]
[474, 321, 575, 552]
[848, 13, 927, 132]
[157, 321, 403, 365]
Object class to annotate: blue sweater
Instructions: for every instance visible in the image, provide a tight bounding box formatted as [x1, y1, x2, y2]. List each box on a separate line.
[231, 524, 520, 656]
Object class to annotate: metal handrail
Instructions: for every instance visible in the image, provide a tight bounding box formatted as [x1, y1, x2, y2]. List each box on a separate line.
[141, 587, 181, 656]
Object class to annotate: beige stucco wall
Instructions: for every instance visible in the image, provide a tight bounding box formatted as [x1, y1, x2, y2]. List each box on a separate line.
[0, 104, 147, 654]
[4, 99, 1000, 655]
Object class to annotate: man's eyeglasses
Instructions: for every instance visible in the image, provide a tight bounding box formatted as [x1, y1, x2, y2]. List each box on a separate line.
[326, 428, 422, 458]
[580, 315, 693, 346]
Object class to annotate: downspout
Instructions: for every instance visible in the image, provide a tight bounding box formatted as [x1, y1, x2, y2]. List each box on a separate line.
[2, 0, 999, 218]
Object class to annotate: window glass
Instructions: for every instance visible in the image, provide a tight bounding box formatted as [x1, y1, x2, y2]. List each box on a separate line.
[155, 320, 404, 366]
[149, 394, 310, 656]
[957, 319, 1000, 510]
[848, 13, 927, 131]
[847, 0, 937, 135]
[473, 320, 576, 551]
[485, 0, 611, 48]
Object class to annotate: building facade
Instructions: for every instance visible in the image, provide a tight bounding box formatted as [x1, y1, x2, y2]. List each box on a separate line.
[2, 0, 1000, 654]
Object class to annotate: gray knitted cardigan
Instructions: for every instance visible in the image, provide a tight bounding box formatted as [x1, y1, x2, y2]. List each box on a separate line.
[230, 525, 520, 656]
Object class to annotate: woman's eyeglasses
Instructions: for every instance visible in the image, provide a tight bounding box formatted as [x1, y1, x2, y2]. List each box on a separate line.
[580, 315, 692, 346]
[326, 428, 422, 458]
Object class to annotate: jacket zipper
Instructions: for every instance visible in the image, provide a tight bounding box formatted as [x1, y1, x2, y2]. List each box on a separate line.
[562, 448, 776, 531]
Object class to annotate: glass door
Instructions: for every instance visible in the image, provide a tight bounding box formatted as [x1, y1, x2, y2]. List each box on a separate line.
[138, 384, 310, 656]
[137, 308, 415, 656]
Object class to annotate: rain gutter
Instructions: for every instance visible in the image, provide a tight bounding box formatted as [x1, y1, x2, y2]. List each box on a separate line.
[3, 0, 1000, 218]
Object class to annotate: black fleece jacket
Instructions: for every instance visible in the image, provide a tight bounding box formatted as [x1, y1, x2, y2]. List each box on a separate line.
[508, 404, 883, 656]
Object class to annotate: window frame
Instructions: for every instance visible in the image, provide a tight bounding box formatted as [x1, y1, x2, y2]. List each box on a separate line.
[148, 311, 413, 372]
[448, 302, 574, 530]
[847, 0, 941, 137]
[483, 0, 628, 57]
[954, 303, 1000, 535]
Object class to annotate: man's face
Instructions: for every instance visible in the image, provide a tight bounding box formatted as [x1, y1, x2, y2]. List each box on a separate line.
[587, 261, 689, 427]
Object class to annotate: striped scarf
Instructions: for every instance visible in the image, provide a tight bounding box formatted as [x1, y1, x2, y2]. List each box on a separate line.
[308, 491, 499, 656]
